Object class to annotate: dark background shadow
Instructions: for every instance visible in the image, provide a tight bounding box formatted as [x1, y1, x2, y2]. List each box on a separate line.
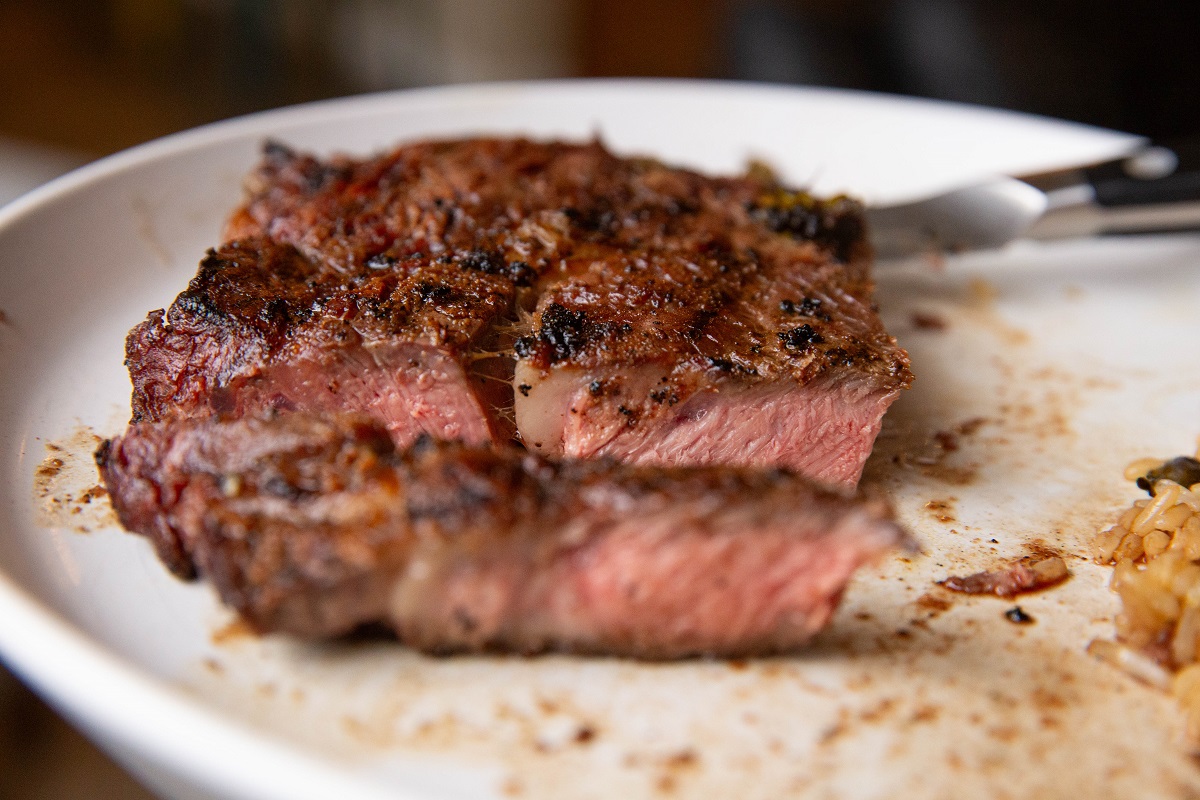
[3, 0, 1199, 159]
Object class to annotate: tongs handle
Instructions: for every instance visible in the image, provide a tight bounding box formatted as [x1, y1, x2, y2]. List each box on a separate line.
[1026, 146, 1200, 240]
[1088, 147, 1200, 208]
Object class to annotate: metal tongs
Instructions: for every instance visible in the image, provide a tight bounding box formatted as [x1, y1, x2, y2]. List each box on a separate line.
[867, 145, 1200, 260]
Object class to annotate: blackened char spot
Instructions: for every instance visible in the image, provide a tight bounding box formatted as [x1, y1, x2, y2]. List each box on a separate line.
[513, 337, 538, 359]
[757, 204, 824, 239]
[750, 196, 865, 262]
[459, 249, 507, 275]
[415, 282, 455, 303]
[779, 324, 824, 354]
[93, 439, 112, 468]
[507, 260, 536, 287]
[561, 205, 618, 235]
[780, 297, 831, 321]
[537, 303, 594, 363]
[541, 303, 589, 360]
[459, 251, 536, 287]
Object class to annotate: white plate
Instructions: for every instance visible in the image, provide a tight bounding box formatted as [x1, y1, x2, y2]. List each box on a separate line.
[5, 80, 1198, 800]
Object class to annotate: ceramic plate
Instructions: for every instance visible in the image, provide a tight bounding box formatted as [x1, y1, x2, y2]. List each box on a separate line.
[8, 80, 1199, 800]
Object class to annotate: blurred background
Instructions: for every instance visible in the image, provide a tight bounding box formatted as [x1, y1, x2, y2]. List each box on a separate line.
[3, 0, 1200, 159]
[2, 0, 1199, 796]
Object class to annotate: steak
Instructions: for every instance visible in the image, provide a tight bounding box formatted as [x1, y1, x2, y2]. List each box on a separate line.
[96, 413, 910, 658]
[194, 137, 911, 486]
[126, 238, 515, 447]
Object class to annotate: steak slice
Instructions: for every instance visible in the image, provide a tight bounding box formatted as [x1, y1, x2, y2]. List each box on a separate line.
[97, 414, 910, 658]
[224, 137, 911, 486]
[126, 238, 515, 447]
[510, 186, 910, 488]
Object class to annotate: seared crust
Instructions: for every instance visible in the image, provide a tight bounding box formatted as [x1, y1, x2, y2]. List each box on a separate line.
[228, 137, 911, 395]
[127, 238, 516, 424]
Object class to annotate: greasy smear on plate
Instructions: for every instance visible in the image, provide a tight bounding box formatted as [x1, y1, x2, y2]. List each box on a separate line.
[32, 427, 115, 534]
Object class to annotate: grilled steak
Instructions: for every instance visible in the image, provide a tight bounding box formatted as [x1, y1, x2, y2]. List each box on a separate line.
[126, 237, 515, 446]
[97, 413, 909, 658]
[195, 137, 910, 486]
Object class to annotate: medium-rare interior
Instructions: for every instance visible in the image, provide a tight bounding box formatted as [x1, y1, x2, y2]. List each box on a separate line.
[97, 413, 910, 658]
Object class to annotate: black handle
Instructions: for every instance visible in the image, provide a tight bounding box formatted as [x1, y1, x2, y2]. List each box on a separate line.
[1087, 145, 1200, 206]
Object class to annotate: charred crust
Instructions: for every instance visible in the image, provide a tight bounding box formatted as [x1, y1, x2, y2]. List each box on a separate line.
[780, 297, 831, 322]
[561, 205, 620, 235]
[513, 336, 538, 359]
[540, 303, 591, 361]
[415, 282, 456, 303]
[458, 250, 536, 287]
[517, 383, 532, 397]
[187, 138, 907, 411]
[519, 303, 615, 365]
[779, 324, 824, 354]
[507, 260, 536, 287]
[749, 194, 865, 262]
[93, 438, 112, 468]
[458, 249, 507, 275]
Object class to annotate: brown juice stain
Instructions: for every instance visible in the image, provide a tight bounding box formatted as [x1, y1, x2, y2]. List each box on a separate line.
[913, 593, 953, 617]
[211, 617, 256, 646]
[32, 427, 117, 534]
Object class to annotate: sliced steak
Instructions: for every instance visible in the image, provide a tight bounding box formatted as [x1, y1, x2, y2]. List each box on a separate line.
[221, 137, 910, 486]
[97, 414, 910, 658]
[126, 238, 515, 447]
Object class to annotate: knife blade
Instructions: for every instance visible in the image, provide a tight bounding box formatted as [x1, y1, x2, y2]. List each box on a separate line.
[866, 146, 1200, 260]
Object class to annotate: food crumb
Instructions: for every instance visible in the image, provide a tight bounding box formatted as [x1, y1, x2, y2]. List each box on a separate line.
[924, 498, 956, 523]
[1005, 606, 1034, 624]
[941, 555, 1069, 598]
[910, 312, 946, 330]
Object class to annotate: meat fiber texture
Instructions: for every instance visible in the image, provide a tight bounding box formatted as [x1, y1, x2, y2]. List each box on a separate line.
[97, 414, 910, 658]
[129, 137, 911, 489]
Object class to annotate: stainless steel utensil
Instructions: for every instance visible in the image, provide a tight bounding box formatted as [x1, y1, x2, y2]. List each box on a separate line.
[867, 145, 1200, 259]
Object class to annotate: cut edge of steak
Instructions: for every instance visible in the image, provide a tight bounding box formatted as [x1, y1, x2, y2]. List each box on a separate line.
[126, 238, 516, 447]
[97, 413, 912, 659]
[516, 367, 903, 487]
